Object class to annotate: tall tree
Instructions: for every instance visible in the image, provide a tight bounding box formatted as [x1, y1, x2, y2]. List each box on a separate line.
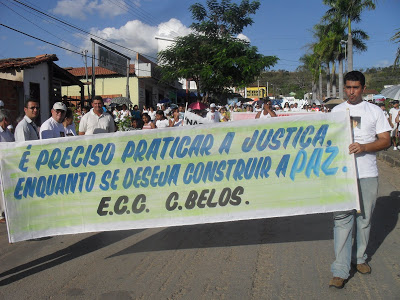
[158, 0, 277, 99]
[323, 0, 376, 72]
[299, 53, 320, 100]
[391, 28, 400, 68]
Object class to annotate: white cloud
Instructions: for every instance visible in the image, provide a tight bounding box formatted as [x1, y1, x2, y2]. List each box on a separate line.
[52, 0, 128, 20]
[237, 33, 250, 42]
[80, 18, 191, 60]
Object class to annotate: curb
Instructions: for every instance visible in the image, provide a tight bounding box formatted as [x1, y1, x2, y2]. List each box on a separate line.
[377, 149, 400, 168]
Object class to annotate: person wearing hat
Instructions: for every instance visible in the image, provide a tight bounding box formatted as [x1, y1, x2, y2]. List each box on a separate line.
[206, 103, 221, 122]
[14, 99, 40, 142]
[388, 100, 399, 150]
[39, 102, 67, 139]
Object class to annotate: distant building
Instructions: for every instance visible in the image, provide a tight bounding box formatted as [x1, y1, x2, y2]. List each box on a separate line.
[63, 53, 179, 109]
[0, 54, 83, 125]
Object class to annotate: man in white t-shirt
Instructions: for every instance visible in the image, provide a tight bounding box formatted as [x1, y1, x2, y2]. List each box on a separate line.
[40, 102, 67, 139]
[206, 103, 221, 122]
[388, 100, 399, 150]
[329, 71, 391, 289]
[79, 96, 116, 135]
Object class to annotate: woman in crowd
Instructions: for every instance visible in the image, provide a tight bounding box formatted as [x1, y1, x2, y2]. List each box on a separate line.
[220, 106, 230, 122]
[169, 108, 183, 127]
[148, 106, 156, 121]
[63, 109, 77, 136]
[155, 110, 169, 128]
[142, 113, 155, 129]
[255, 99, 277, 119]
[283, 102, 290, 111]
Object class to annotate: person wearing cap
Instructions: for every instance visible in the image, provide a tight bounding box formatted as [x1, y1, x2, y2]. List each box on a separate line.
[39, 102, 67, 139]
[388, 100, 399, 150]
[14, 99, 40, 142]
[206, 103, 221, 122]
[255, 99, 277, 119]
[79, 96, 116, 135]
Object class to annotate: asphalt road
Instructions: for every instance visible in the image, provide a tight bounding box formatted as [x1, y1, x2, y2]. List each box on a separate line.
[0, 160, 399, 300]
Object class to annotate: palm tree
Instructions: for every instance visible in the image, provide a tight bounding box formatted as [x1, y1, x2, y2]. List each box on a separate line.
[391, 28, 400, 67]
[299, 53, 320, 100]
[323, 0, 376, 72]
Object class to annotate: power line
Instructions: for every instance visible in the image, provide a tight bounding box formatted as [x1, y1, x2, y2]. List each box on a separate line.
[1, 1, 83, 51]
[11, 0, 158, 62]
[0, 23, 157, 73]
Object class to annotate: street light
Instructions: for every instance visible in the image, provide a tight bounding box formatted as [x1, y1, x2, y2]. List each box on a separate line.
[340, 40, 348, 73]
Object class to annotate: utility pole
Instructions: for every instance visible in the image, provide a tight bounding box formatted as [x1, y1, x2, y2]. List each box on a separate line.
[82, 50, 90, 104]
[91, 41, 96, 100]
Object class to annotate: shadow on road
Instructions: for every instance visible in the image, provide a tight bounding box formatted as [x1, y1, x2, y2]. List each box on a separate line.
[0, 229, 142, 286]
[108, 213, 333, 258]
[367, 191, 400, 259]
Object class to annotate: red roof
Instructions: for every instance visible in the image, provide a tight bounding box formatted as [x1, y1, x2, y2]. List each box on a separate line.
[0, 54, 58, 70]
[65, 64, 135, 77]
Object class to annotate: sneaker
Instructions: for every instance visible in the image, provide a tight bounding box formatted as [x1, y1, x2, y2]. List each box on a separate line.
[394, 147, 398, 150]
[356, 262, 371, 274]
[329, 277, 346, 289]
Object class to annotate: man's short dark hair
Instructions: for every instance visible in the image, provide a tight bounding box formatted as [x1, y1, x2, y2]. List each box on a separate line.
[24, 98, 39, 108]
[92, 96, 104, 103]
[344, 71, 365, 87]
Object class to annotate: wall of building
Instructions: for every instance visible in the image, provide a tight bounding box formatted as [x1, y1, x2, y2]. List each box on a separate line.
[62, 76, 139, 106]
[0, 78, 24, 125]
[24, 63, 50, 122]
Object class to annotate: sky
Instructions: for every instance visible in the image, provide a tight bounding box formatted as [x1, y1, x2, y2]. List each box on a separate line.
[0, 0, 399, 72]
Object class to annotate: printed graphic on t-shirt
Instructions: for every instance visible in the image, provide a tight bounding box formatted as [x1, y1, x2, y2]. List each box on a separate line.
[351, 116, 361, 129]
[351, 116, 362, 143]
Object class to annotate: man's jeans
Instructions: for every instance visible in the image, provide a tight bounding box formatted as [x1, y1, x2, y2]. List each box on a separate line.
[331, 177, 378, 279]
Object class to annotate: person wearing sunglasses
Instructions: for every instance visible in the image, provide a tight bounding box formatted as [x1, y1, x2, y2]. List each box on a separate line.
[255, 98, 277, 119]
[14, 98, 41, 142]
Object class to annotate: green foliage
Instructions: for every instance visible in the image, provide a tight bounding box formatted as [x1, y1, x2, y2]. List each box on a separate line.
[115, 116, 131, 131]
[190, 0, 260, 37]
[158, 0, 277, 98]
[363, 66, 400, 91]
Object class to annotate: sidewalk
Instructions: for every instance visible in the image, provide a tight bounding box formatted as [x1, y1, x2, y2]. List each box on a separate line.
[377, 147, 400, 168]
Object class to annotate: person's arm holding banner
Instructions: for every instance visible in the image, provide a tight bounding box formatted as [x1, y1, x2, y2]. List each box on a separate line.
[348, 131, 390, 154]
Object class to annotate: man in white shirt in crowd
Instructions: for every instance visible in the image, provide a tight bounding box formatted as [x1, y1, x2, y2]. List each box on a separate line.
[40, 102, 67, 139]
[79, 96, 115, 135]
[388, 100, 399, 150]
[329, 71, 391, 289]
[206, 103, 221, 122]
[14, 99, 40, 142]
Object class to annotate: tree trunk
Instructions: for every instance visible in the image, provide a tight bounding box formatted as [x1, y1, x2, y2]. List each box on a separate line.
[312, 81, 317, 100]
[347, 27, 353, 72]
[319, 67, 323, 100]
[339, 58, 344, 99]
[331, 62, 336, 98]
[326, 63, 331, 99]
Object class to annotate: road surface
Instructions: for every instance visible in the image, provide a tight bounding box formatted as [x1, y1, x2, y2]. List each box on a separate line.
[0, 160, 399, 299]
